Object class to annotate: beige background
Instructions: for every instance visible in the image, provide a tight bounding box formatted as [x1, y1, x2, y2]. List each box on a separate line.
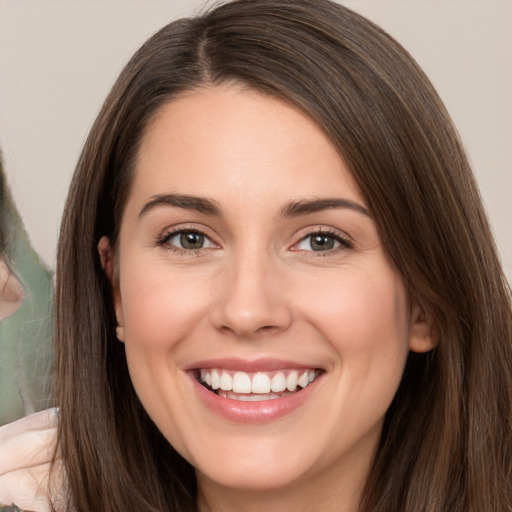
[0, 0, 511, 281]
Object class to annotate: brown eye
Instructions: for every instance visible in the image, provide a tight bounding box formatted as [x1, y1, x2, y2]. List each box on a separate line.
[160, 229, 215, 251]
[180, 231, 205, 249]
[310, 234, 336, 251]
[295, 231, 351, 252]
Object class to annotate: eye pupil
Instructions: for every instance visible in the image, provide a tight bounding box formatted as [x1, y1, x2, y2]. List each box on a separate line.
[310, 234, 335, 251]
[180, 231, 204, 249]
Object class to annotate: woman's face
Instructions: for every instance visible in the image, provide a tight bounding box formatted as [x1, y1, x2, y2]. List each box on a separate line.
[103, 84, 432, 503]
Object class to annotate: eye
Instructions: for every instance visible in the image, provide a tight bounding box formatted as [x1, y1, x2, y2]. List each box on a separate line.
[160, 229, 216, 251]
[295, 231, 351, 252]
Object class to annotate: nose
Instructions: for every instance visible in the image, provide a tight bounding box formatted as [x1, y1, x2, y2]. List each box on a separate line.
[211, 251, 292, 338]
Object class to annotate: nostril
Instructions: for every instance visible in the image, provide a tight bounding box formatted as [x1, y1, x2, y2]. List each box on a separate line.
[217, 323, 285, 338]
[257, 325, 279, 333]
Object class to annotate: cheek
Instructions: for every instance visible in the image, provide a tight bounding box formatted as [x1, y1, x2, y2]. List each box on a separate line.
[296, 262, 410, 391]
[291, 265, 411, 451]
[302, 263, 408, 345]
[118, 259, 212, 349]
[116, 258, 209, 440]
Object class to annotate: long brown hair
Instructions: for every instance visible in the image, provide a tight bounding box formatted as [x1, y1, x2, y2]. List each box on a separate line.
[55, 1, 512, 510]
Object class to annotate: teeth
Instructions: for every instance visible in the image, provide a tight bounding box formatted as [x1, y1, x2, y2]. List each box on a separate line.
[199, 368, 318, 396]
[219, 371, 232, 391]
[218, 391, 292, 401]
[251, 372, 271, 394]
[298, 371, 309, 388]
[271, 372, 287, 392]
[211, 369, 220, 390]
[286, 370, 298, 391]
[233, 372, 252, 393]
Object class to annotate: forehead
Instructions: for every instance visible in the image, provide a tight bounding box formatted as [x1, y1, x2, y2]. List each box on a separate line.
[129, 84, 364, 212]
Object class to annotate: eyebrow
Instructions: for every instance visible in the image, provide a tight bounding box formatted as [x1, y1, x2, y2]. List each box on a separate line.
[138, 194, 370, 219]
[280, 198, 370, 218]
[139, 194, 223, 218]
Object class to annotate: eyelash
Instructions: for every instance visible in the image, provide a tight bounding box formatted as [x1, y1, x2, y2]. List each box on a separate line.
[155, 228, 353, 255]
[293, 229, 353, 254]
[156, 228, 216, 255]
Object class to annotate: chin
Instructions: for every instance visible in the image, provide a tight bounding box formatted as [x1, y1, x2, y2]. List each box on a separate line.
[196, 459, 311, 492]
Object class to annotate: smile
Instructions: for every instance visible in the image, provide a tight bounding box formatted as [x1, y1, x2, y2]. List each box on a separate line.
[198, 368, 319, 402]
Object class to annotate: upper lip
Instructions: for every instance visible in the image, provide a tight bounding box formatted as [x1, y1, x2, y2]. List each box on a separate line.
[184, 358, 322, 373]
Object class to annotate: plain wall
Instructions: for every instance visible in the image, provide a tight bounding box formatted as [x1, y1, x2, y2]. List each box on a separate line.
[0, 0, 511, 281]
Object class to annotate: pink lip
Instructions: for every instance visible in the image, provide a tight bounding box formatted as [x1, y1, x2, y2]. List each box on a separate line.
[185, 357, 317, 373]
[185, 359, 324, 424]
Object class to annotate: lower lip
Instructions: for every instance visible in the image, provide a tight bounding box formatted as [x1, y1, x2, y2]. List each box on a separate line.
[188, 372, 322, 423]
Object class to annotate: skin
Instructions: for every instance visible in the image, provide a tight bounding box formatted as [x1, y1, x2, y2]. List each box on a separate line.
[99, 83, 435, 512]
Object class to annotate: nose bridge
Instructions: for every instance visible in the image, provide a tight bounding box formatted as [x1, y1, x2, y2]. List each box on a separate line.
[212, 242, 291, 337]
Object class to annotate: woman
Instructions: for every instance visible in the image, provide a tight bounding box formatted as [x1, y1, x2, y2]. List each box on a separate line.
[1, 0, 511, 510]
[0, 162, 25, 326]
[0, 155, 54, 426]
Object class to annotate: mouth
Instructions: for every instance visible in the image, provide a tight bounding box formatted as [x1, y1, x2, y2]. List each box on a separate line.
[195, 368, 321, 402]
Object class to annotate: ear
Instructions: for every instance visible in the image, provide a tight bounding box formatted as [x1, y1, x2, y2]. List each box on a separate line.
[408, 298, 437, 353]
[98, 236, 125, 342]
[0, 258, 25, 321]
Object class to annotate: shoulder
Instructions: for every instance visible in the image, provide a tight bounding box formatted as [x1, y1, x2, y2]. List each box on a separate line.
[0, 409, 64, 512]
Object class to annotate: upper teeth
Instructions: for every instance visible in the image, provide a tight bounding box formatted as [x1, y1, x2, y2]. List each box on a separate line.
[200, 369, 317, 394]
